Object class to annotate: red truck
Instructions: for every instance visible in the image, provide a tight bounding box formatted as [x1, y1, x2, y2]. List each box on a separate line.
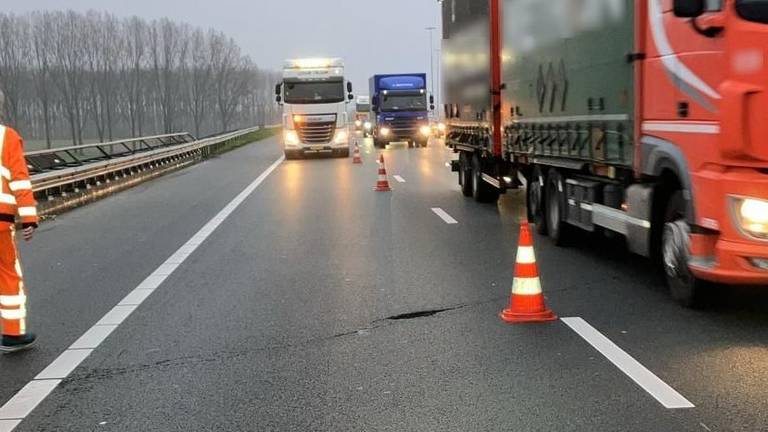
[442, 0, 768, 305]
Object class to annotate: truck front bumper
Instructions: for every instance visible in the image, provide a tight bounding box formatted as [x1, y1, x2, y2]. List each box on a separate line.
[689, 167, 768, 285]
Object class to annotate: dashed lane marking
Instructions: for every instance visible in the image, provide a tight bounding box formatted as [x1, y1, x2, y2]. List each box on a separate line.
[393, 175, 406, 183]
[562, 317, 694, 409]
[0, 156, 286, 430]
[431, 208, 458, 225]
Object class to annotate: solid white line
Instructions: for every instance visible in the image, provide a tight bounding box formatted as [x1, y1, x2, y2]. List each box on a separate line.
[393, 175, 406, 183]
[0, 420, 21, 432]
[0, 155, 285, 430]
[118, 289, 155, 306]
[562, 317, 694, 409]
[96, 305, 137, 326]
[69, 325, 118, 350]
[431, 208, 458, 225]
[35, 350, 93, 380]
[0, 380, 61, 420]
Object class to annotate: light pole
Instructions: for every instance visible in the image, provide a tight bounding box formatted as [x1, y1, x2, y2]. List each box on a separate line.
[425, 26, 436, 119]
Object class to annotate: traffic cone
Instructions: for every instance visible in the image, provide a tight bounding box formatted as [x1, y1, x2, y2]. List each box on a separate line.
[353, 142, 362, 164]
[500, 221, 557, 323]
[374, 154, 392, 192]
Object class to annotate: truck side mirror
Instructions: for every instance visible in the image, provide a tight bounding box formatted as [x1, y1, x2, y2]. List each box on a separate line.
[276, 95, 282, 103]
[347, 81, 353, 93]
[429, 95, 435, 104]
[348, 94, 354, 101]
[372, 96, 379, 106]
[430, 105, 435, 111]
[673, 0, 705, 18]
[275, 83, 281, 96]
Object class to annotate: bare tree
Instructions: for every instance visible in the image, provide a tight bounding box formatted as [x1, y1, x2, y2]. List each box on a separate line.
[0, 10, 280, 146]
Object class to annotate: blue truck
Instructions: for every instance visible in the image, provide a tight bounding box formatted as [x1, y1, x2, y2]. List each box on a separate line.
[369, 74, 434, 149]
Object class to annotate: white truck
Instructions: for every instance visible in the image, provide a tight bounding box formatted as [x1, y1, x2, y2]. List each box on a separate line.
[275, 58, 354, 159]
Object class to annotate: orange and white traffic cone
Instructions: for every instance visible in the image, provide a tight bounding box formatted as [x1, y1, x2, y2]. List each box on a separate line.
[353, 142, 362, 164]
[500, 221, 557, 323]
[374, 154, 392, 192]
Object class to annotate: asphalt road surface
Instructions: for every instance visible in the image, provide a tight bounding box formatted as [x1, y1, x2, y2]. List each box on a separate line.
[1, 134, 766, 431]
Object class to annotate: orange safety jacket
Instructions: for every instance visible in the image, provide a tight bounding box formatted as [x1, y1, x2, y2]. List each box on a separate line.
[0, 126, 38, 230]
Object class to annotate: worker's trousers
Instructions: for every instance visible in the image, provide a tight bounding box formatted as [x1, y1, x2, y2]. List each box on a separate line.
[0, 228, 26, 337]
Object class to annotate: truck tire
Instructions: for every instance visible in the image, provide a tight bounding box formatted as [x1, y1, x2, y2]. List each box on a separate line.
[472, 154, 500, 203]
[527, 166, 547, 235]
[662, 191, 712, 307]
[459, 152, 473, 197]
[545, 168, 570, 245]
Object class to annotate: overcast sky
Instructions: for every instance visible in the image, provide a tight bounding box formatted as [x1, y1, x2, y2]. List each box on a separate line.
[8, 0, 442, 96]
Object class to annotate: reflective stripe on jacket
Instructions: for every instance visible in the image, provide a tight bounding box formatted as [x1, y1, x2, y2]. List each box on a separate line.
[0, 126, 38, 229]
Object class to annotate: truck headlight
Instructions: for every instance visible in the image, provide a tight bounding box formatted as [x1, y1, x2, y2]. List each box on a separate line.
[437, 122, 446, 132]
[355, 120, 362, 127]
[284, 130, 300, 145]
[380, 127, 390, 137]
[420, 125, 432, 137]
[364, 121, 372, 130]
[334, 130, 348, 144]
[732, 197, 768, 240]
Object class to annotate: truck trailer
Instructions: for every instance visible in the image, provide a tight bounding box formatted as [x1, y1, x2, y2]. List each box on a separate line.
[442, 0, 768, 305]
[369, 74, 434, 148]
[276, 58, 354, 159]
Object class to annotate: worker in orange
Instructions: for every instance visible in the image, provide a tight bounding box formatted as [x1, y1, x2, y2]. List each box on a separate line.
[0, 123, 38, 353]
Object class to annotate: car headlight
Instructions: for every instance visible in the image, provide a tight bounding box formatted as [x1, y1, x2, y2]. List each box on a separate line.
[355, 120, 362, 127]
[284, 130, 300, 145]
[437, 123, 446, 132]
[380, 127, 390, 137]
[334, 130, 348, 144]
[732, 197, 768, 240]
[420, 125, 432, 137]
[364, 121, 372, 130]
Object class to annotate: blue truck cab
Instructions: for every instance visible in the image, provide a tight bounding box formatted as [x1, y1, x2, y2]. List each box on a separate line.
[369, 74, 434, 148]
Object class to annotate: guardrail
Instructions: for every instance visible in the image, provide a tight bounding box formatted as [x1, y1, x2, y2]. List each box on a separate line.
[29, 126, 277, 204]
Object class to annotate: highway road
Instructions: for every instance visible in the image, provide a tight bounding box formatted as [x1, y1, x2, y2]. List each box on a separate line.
[1, 134, 767, 431]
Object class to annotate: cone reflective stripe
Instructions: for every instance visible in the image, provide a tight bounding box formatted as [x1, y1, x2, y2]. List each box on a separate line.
[353, 142, 362, 164]
[374, 154, 392, 192]
[500, 221, 557, 323]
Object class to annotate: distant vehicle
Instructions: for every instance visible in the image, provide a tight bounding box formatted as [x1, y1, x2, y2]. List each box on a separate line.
[276, 58, 354, 159]
[442, 0, 768, 306]
[369, 74, 434, 148]
[354, 95, 372, 136]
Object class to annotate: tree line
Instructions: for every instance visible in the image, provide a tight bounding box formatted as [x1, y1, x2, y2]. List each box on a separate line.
[0, 11, 281, 148]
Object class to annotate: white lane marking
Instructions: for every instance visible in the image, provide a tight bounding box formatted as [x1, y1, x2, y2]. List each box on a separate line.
[35, 350, 93, 380]
[0, 420, 21, 432]
[118, 289, 155, 306]
[562, 317, 694, 409]
[0, 380, 61, 420]
[96, 305, 137, 326]
[431, 208, 458, 225]
[0, 155, 285, 430]
[393, 175, 406, 183]
[69, 325, 118, 350]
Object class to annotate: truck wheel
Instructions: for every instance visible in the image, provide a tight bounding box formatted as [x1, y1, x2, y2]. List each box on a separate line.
[472, 155, 500, 203]
[545, 169, 570, 245]
[662, 191, 712, 307]
[527, 166, 547, 235]
[459, 152, 473, 197]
